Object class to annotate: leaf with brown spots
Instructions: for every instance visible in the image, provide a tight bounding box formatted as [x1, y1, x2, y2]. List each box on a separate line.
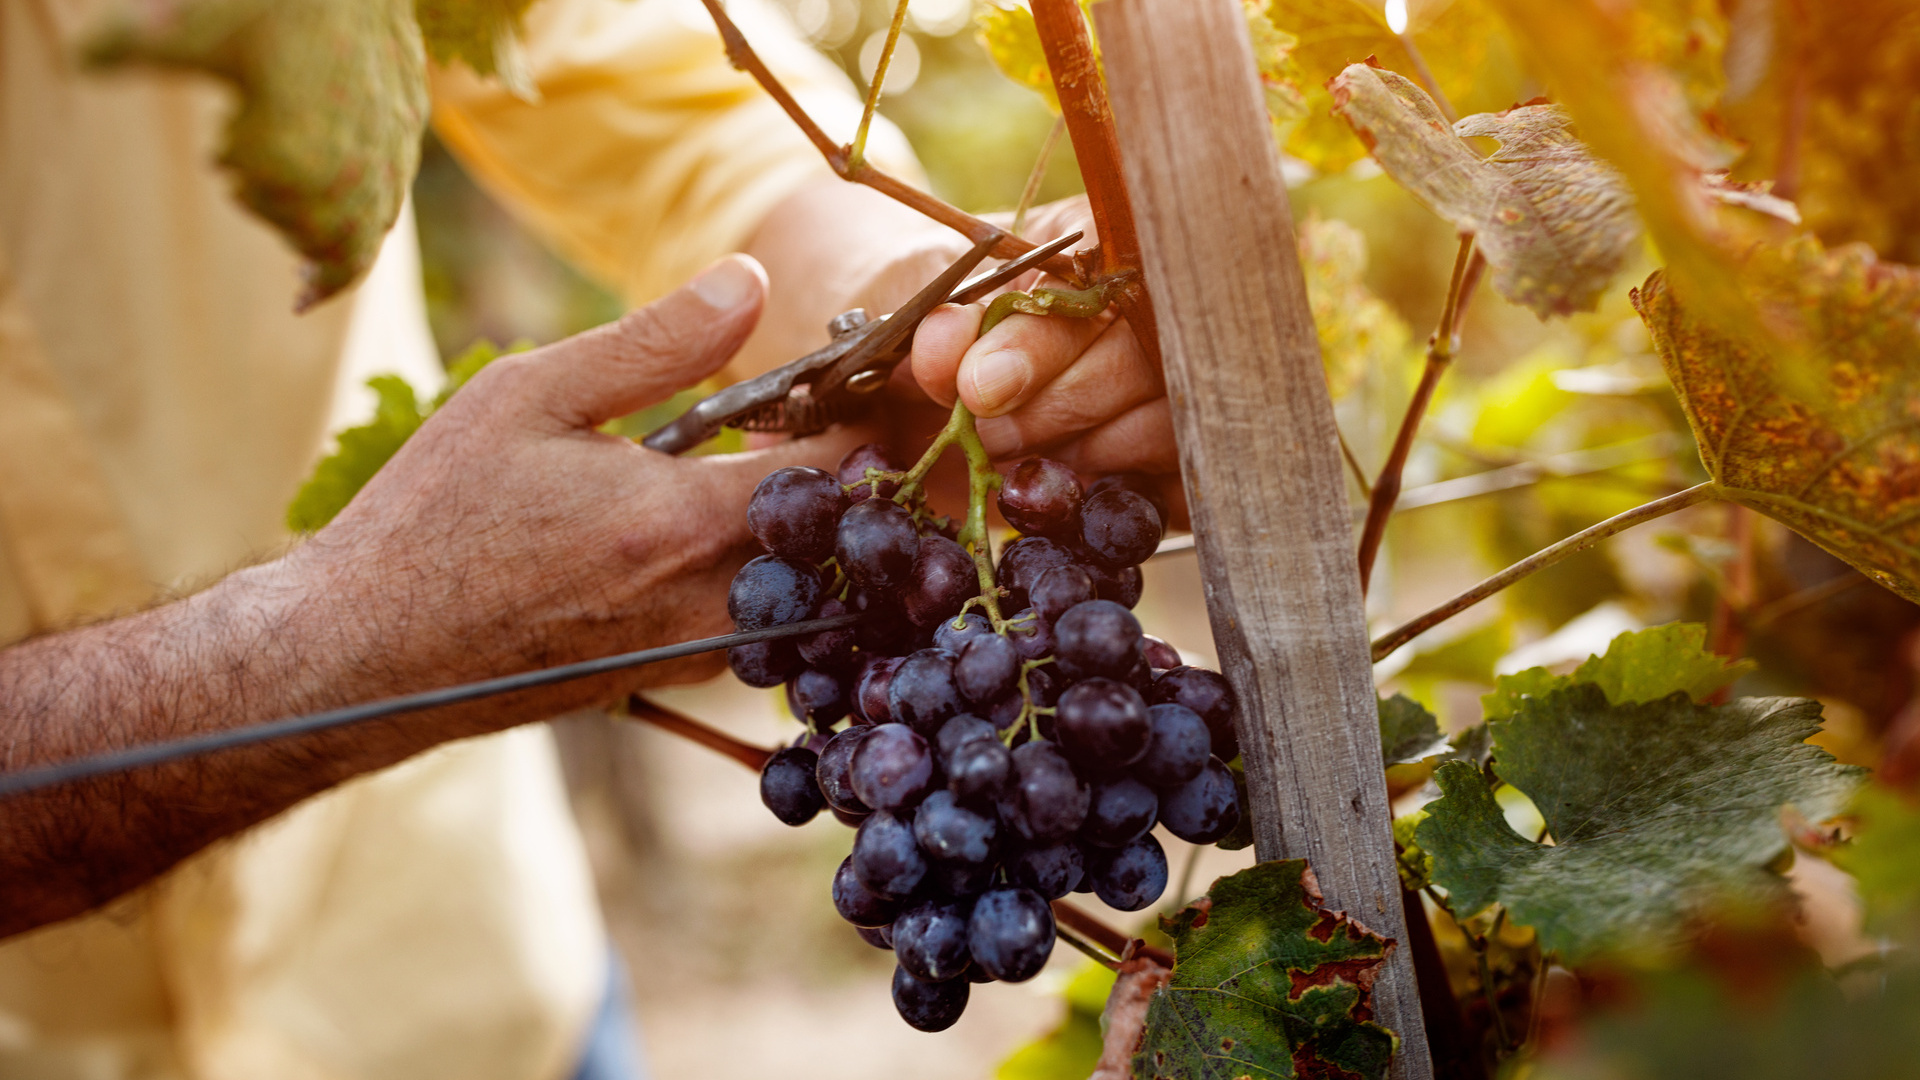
[85, 0, 428, 308]
[1329, 64, 1640, 318]
[1134, 860, 1397, 1080]
[1635, 237, 1920, 603]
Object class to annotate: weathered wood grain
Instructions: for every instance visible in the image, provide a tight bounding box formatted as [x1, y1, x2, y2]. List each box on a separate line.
[1092, 1, 1433, 1075]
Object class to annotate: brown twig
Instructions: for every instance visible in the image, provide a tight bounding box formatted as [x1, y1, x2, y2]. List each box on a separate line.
[1356, 237, 1484, 593]
[696, 0, 1077, 279]
[1052, 898, 1174, 968]
[1403, 888, 1486, 1080]
[849, 0, 911, 170]
[1370, 482, 1719, 661]
[1029, 0, 1160, 362]
[625, 694, 773, 771]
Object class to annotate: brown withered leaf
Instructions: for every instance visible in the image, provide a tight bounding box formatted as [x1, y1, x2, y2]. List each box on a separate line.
[1635, 237, 1920, 603]
[1330, 63, 1640, 318]
[1263, 0, 1498, 173]
[86, 0, 428, 308]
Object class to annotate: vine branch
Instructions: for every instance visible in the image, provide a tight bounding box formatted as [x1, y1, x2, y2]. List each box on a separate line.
[849, 0, 911, 170]
[625, 695, 774, 771]
[1370, 482, 1719, 661]
[696, 0, 1079, 279]
[1356, 235, 1484, 593]
[1052, 898, 1174, 968]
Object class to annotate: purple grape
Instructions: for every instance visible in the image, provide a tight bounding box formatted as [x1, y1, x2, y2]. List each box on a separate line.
[1089, 833, 1167, 911]
[1053, 600, 1144, 681]
[1158, 757, 1242, 844]
[933, 610, 994, 653]
[1024, 665, 1064, 708]
[834, 855, 903, 926]
[850, 723, 935, 812]
[817, 725, 874, 814]
[947, 736, 1012, 805]
[837, 499, 921, 592]
[1080, 488, 1163, 568]
[1088, 562, 1145, 609]
[1142, 635, 1181, 670]
[997, 536, 1080, 611]
[853, 655, 903, 724]
[785, 668, 849, 728]
[935, 714, 997, 770]
[888, 649, 965, 737]
[1087, 473, 1169, 525]
[857, 923, 895, 950]
[894, 899, 975, 982]
[1006, 609, 1055, 663]
[729, 640, 803, 688]
[1055, 677, 1152, 769]
[759, 747, 824, 826]
[794, 729, 833, 753]
[853, 810, 928, 898]
[967, 887, 1056, 983]
[955, 634, 1020, 704]
[1134, 703, 1211, 788]
[1030, 564, 1097, 625]
[966, 963, 997, 984]
[998, 458, 1083, 538]
[830, 805, 871, 828]
[903, 536, 978, 628]
[914, 789, 1000, 866]
[1125, 658, 1157, 696]
[1080, 777, 1158, 848]
[1005, 842, 1084, 900]
[727, 555, 823, 631]
[748, 466, 848, 560]
[893, 964, 969, 1031]
[928, 858, 998, 899]
[985, 693, 1027, 740]
[1151, 666, 1240, 760]
[1002, 741, 1090, 843]
[838, 443, 901, 503]
[798, 597, 860, 673]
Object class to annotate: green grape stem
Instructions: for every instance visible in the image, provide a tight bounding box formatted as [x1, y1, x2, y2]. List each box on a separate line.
[889, 399, 1008, 628]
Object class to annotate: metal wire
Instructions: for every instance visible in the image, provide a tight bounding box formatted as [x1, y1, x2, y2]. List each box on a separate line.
[0, 612, 866, 799]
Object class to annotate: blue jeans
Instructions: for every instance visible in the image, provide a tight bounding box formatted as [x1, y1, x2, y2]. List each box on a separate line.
[568, 948, 648, 1080]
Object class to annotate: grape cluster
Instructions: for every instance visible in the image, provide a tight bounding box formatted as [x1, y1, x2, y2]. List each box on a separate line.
[732, 446, 1243, 1032]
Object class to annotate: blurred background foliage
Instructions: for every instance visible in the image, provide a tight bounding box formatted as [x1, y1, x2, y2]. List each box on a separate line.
[407, 2, 1920, 1077]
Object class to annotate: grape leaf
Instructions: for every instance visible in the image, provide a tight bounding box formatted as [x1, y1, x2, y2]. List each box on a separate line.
[1328, 65, 1640, 318]
[1634, 237, 1920, 604]
[1262, 0, 1497, 173]
[85, 0, 428, 309]
[415, 0, 537, 95]
[1418, 685, 1865, 960]
[1243, 0, 1309, 139]
[995, 961, 1113, 1080]
[1379, 694, 1447, 766]
[286, 375, 424, 533]
[1829, 786, 1920, 941]
[1135, 859, 1397, 1080]
[1297, 216, 1411, 399]
[976, 3, 1060, 113]
[1483, 623, 1754, 720]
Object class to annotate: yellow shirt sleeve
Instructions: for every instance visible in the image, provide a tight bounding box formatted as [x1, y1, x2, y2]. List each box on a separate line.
[429, 0, 925, 307]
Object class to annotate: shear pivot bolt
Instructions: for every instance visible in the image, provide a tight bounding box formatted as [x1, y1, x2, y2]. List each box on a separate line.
[828, 309, 870, 337]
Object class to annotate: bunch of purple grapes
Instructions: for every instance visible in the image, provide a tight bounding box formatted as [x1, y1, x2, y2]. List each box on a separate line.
[730, 447, 1243, 1032]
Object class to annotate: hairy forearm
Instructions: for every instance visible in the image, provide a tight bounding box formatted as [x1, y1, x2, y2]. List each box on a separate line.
[0, 556, 486, 935]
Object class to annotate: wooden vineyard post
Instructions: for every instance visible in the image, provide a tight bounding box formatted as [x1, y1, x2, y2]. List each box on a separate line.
[1093, 1, 1434, 1076]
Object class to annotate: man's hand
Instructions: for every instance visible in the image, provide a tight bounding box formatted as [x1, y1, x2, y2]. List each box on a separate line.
[0, 256, 854, 935]
[910, 198, 1177, 477]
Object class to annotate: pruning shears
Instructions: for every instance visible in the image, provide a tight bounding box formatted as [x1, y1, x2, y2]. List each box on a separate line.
[641, 230, 1084, 455]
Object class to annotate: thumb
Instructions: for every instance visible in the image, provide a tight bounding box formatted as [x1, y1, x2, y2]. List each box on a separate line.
[522, 256, 768, 429]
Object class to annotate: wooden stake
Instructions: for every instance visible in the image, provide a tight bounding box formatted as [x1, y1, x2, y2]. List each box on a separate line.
[1093, 2, 1432, 1075]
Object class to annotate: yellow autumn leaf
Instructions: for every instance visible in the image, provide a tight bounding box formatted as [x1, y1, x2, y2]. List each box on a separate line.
[1297, 216, 1409, 397]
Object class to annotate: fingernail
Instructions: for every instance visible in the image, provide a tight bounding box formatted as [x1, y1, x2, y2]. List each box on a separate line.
[975, 415, 1022, 458]
[691, 256, 762, 311]
[968, 350, 1029, 414]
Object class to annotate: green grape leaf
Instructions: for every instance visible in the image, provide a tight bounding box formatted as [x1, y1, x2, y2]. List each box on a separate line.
[995, 961, 1113, 1080]
[1634, 237, 1920, 604]
[86, 0, 428, 308]
[1418, 686, 1865, 960]
[415, 0, 537, 95]
[1297, 216, 1412, 399]
[1135, 860, 1397, 1080]
[1394, 810, 1434, 893]
[976, 3, 1060, 112]
[1379, 694, 1448, 766]
[1483, 623, 1754, 720]
[286, 375, 424, 532]
[1328, 64, 1640, 318]
[1263, 0, 1497, 174]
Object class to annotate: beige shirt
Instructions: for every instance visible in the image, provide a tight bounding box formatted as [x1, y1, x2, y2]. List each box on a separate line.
[0, 1, 913, 1077]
